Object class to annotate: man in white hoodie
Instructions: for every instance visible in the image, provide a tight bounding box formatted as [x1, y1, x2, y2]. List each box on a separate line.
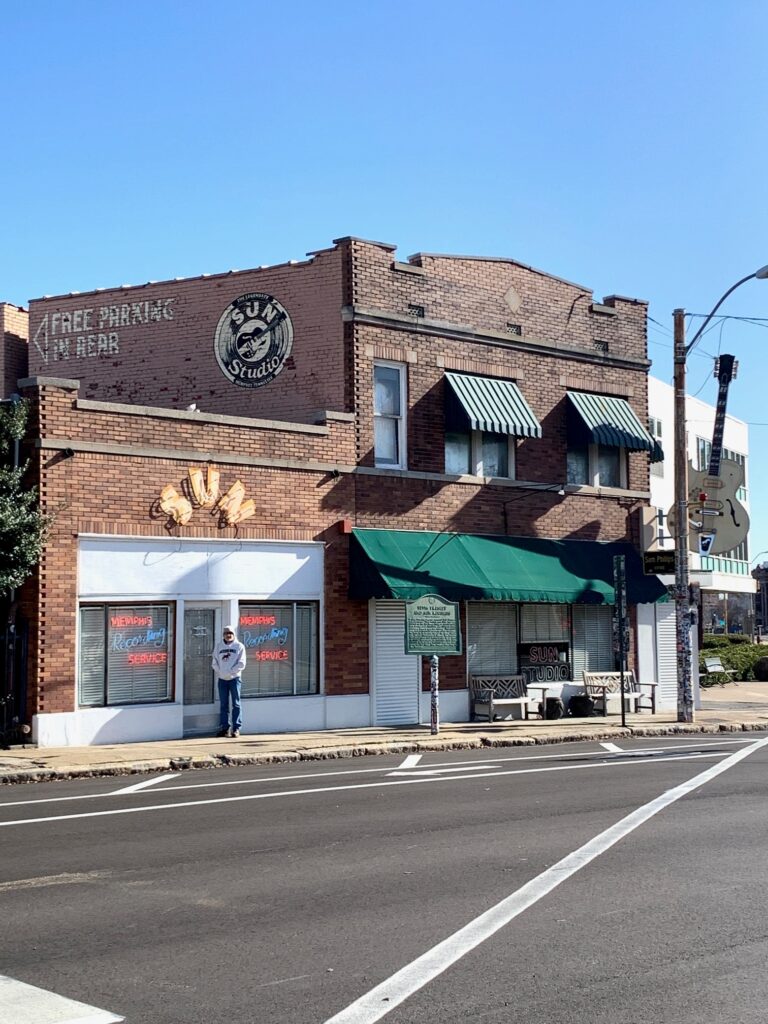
[212, 624, 247, 737]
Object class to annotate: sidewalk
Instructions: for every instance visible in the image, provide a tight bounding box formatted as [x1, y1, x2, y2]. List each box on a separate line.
[1, 682, 767, 785]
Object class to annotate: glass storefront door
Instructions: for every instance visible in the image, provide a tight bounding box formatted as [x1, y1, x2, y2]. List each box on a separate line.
[182, 604, 220, 735]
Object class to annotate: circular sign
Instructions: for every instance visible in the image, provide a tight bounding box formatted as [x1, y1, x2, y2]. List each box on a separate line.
[214, 292, 293, 388]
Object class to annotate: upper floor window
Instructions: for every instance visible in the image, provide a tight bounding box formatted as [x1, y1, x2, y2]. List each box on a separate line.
[445, 430, 515, 478]
[649, 416, 664, 478]
[696, 437, 712, 473]
[374, 362, 406, 468]
[443, 372, 541, 479]
[566, 444, 625, 488]
[697, 439, 747, 500]
[566, 391, 655, 490]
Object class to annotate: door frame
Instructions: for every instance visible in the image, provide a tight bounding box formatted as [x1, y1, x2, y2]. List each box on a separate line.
[182, 601, 225, 733]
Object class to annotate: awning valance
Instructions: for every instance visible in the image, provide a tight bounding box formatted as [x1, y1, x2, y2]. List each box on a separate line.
[567, 391, 658, 455]
[445, 372, 542, 438]
[350, 528, 667, 605]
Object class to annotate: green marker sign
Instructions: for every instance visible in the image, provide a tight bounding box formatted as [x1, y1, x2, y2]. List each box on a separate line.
[404, 594, 461, 655]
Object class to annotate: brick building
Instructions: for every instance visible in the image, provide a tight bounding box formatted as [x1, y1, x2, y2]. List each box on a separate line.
[10, 237, 667, 746]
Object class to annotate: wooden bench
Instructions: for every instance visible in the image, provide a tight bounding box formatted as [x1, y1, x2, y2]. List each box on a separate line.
[582, 670, 657, 716]
[469, 675, 548, 722]
[701, 656, 737, 685]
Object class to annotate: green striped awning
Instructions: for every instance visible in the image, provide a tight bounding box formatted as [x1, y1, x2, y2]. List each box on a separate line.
[567, 391, 657, 454]
[445, 372, 542, 438]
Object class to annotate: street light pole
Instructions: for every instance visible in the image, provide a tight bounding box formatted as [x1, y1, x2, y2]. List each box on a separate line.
[673, 266, 768, 723]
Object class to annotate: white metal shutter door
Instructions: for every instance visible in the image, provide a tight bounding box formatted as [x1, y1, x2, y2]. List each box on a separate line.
[572, 605, 614, 679]
[655, 603, 677, 705]
[373, 601, 420, 725]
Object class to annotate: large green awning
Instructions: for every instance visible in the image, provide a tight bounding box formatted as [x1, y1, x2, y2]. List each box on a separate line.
[445, 372, 542, 438]
[350, 528, 667, 605]
[567, 391, 660, 457]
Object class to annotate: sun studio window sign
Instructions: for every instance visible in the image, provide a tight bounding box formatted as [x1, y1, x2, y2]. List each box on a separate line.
[214, 292, 294, 388]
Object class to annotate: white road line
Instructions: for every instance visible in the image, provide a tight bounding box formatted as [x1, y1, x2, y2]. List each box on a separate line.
[396, 754, 422, 770]
[321, 734, 768, 1024]
[0, 751, 727, 829]
[110, 773, 180, 795]
[600, 742, 623, 753]
[0, 973, 123, 1023]
[0, 739, 753, 811]
[389, 765, 500, 777]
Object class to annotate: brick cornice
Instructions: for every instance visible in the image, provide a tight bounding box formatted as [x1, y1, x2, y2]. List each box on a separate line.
[342, 305, 651, 371]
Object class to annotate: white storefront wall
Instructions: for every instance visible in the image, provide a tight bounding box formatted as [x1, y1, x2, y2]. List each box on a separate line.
[34, 536, 330, 747]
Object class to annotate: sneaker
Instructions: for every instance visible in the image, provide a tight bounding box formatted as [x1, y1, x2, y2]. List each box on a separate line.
[231, 729, 240, 738]
[216, 727, 230, 738]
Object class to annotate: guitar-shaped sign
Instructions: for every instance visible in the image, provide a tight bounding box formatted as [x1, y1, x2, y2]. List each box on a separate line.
[667, 354, 749, 556]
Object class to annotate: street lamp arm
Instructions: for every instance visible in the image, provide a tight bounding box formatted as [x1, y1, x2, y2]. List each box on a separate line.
[685, 270, 767, 356]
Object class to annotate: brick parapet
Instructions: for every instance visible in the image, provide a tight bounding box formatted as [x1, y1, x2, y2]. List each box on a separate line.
[0, 302, 29, 397]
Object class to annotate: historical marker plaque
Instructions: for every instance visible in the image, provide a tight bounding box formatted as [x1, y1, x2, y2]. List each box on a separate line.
[404, 594, 461, 655]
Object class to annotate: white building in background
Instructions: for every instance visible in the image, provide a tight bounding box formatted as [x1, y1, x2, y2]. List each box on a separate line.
[646, 375, 756, 635]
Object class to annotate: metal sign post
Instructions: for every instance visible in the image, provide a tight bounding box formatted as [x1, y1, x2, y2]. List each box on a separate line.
[404, 595, 462, 737]
[613, 554, 628, 729]
[429, 655, 439, 735]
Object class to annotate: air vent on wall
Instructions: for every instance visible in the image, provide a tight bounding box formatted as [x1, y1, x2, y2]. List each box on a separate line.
[593, 339, 609, 353]
[408, 303, 426, 318]
[506, 323, 523, 336]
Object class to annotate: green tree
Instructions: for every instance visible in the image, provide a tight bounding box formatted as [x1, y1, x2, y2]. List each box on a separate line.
[0, 399, 50, 595]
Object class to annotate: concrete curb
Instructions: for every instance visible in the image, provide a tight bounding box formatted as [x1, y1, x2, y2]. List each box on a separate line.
[1, 720, 764, 786]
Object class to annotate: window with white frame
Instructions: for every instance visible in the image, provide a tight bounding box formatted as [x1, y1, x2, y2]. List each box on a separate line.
[566, 443, 626, 488]
[79, 603, 174, 707]
[649, 416, 664, 478]
[445, 430, 515, 478]
[239, 602, 319, 697]
[374, 362, 406, 468]
[696, 436, 712, 473]
[723, 447, 748, 501]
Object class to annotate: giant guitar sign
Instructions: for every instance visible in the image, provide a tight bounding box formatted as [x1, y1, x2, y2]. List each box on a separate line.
[667, 354, 749, 556]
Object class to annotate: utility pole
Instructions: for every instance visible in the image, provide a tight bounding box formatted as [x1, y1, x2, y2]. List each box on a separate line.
[671, 265, 768, 724]
[673, 309, 694, 722]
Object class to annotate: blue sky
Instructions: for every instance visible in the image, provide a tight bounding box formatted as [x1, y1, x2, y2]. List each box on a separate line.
[2, 1, 767, 557]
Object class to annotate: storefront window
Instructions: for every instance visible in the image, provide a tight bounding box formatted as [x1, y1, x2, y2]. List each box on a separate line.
[520, 605, 569, 642]
[239, 603, 319, 697]
[79, 604, 174, 707]
[468, 602, 611, 682]
[467, 603, 518, 674]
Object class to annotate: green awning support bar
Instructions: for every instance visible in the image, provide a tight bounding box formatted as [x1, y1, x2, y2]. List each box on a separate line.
[567, 391, 658, 455]
[445, 372, 542, 438]
[350, 528, 667, 605]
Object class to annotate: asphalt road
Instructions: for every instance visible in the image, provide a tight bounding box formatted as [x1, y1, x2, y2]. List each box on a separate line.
[1, 734, 767, 1024]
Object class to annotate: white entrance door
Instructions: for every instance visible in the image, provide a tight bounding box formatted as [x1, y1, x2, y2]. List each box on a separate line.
[372, 601, 421, 726]
[182, 603, 221, 736]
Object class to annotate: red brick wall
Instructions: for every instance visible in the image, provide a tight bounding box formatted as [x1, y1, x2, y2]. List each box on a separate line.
[347, 240, 647, 361]
[0, 303, 28, 396]
[27, 247, 347, 423]
[21, 238, 656, 718]
[21, 380, 361, 713]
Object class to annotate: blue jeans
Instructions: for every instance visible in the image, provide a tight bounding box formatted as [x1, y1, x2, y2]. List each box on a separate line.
[218, 677, 242, 731]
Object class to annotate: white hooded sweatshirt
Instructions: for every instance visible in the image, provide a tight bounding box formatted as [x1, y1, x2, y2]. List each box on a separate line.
[211, 628, 247, 681]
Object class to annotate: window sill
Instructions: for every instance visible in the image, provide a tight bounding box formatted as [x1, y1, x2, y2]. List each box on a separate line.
[359, 465, 650, 499]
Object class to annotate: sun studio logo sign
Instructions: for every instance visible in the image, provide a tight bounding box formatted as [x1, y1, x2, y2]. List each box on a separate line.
[214, 292, 293, 388]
